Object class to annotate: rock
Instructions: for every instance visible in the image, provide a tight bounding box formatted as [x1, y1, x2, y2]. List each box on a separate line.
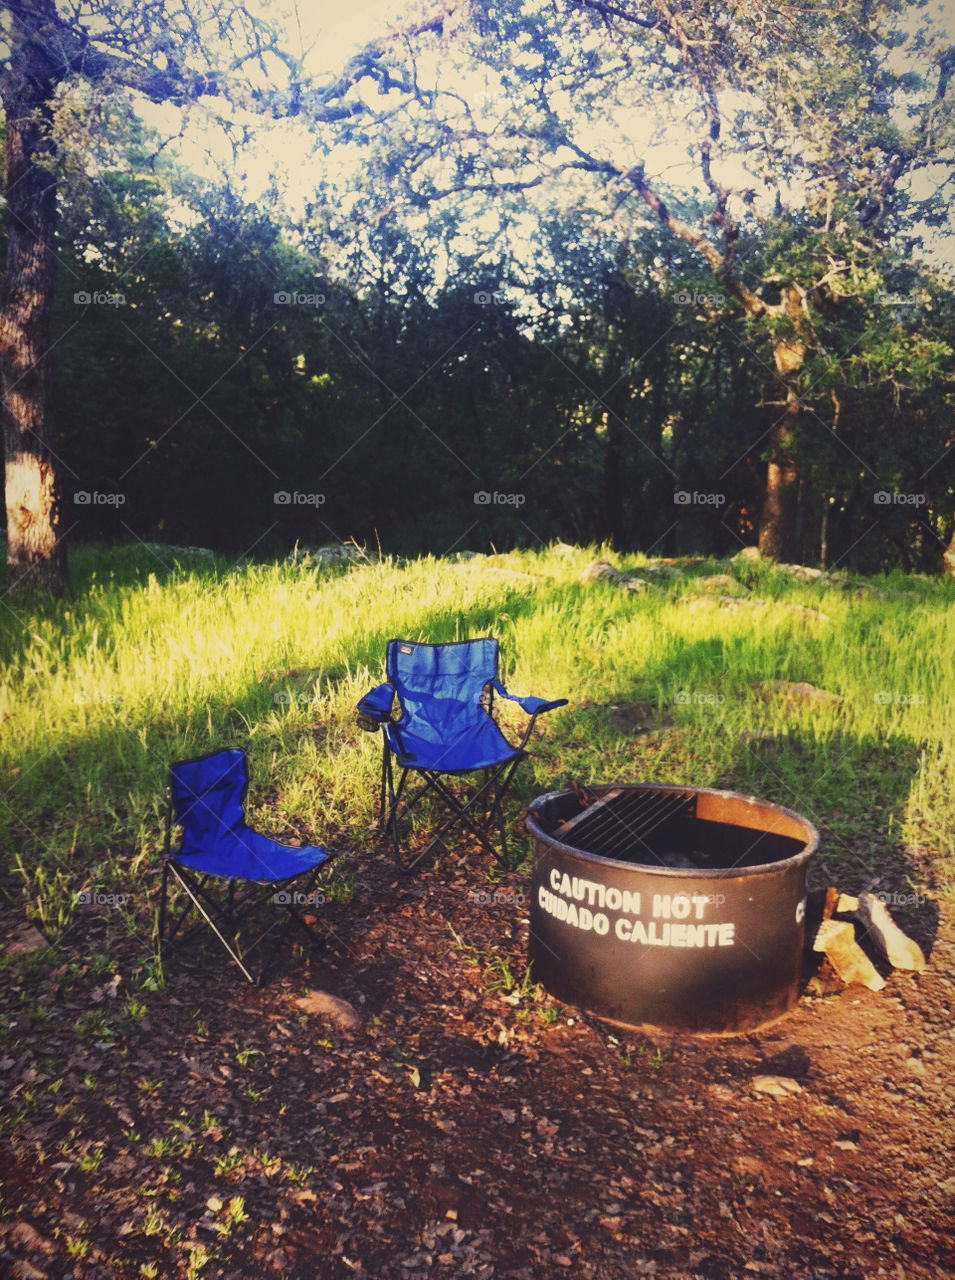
[690, 573, 747, 593]
[813, 919, 886, 991]
[580, 559, 660, 593]
[8, 1260, 48, 1280]
[734, 547, 762, 562]
[604, 702, 671, 735]
[752, 1075, 802, 1098]
[678, 593, 758, 613]
[632, 561, 680, 579]
[6, 1220, 55, 1258]
[751, 681, 843, 706]
[143, 542, 215, 558]
[777, 563, 826, 582]
[288, 544, 364, 569]
[706, 1083, 736, 1103]
[581, 559, 623, 584]
[774, 562, 858, 590]
[4, 923, 48, 957]
[785, 604, 831, 623]
[759, 1044, 810, 1081]
[856, 893, 926, 972]
[293, 990, 363, 1030]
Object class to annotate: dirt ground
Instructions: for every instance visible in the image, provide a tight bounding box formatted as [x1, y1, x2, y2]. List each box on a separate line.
[1, 843, 953, 1280]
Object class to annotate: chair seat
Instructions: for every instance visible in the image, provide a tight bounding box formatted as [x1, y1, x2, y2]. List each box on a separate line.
[386, 717, 521, 773]
[176, 828, 331, 882]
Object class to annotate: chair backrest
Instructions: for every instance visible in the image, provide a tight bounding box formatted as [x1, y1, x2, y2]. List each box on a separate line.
[169, 748, 248, 857]
[387, 638, 498, 743]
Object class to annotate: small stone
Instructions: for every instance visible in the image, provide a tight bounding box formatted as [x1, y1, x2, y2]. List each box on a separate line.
[752, 680, 843, 705]
[604, 702, 667, 735]
[581, 559, 624, 585]
[4, 923, 48, 957]
[293, 991, 362, 1029]
[8, 1221, 55, 1255]
[752, 1075, 803, 1099]
[691, 573, 746, 593]
[741, 729, 789, 743]
[856, 893, 926, 972]
[707, 1083, 736, 1103]
[813, 919, 885, 991]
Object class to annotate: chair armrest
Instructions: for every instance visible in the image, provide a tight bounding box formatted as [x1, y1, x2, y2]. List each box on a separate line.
[489, 680, 568, 717]
[356, 682, 395, 731]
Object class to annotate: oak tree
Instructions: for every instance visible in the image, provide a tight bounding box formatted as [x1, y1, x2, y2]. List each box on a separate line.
[0, 0, 442, 593]
[335, 0, 955, 560]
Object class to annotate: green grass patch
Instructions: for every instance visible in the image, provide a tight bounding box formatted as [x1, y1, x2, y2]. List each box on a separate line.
[1, 541, 952, 958]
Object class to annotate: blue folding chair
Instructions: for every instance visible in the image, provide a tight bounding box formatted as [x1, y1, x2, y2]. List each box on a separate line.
[357, 638, 566, 871]
[158, 748, 336, 984]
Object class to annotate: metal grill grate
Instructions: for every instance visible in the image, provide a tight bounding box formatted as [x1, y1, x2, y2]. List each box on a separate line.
[553, 787, 697, 862]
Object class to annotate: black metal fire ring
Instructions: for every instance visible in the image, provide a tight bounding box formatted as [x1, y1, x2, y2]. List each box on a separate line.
[526, 783, 819, 1036]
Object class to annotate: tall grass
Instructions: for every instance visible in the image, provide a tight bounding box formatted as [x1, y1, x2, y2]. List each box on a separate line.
[1, 542, 952, 947]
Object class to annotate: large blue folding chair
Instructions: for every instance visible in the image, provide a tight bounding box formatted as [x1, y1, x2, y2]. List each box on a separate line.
[357, 638, 566, 871]
[158, 748, 336, 984]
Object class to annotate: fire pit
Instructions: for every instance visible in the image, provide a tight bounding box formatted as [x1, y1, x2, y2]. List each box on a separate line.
[526, 783, 819, 1035]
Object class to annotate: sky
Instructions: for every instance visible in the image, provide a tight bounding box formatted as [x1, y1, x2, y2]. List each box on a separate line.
[146, 0, 954, 275]
[151, 0, 417, 207]
[284, 0, 411, 73]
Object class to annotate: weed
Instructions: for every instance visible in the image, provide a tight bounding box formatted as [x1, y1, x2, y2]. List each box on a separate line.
[76, 1147, 105, 1172]
[217, 1195, 250, 1237]
[142, 1208, 165, 1237]
[213, 1149, 243, 1177]
[64, 1234, 90, 1260]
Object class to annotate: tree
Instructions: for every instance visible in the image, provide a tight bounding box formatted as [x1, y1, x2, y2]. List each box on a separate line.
[0, 0, 444, 593]
[331, 0, 955, 561]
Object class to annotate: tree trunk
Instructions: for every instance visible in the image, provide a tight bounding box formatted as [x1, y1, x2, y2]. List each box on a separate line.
[943, 522, 955, 578]
[598, 408, 626, 548]
[757, 302, 806, 563]
[0, 4, 70, 596]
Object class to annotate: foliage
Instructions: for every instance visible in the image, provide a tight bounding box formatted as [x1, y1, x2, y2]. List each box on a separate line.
[1, 542, 953, 941]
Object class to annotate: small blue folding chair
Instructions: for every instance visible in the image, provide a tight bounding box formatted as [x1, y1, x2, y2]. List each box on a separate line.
[158, 748, 336, 984]
[357, 638, 566, 871]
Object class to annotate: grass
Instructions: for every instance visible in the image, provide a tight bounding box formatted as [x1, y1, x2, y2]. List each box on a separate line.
[0, 538, 953, 961]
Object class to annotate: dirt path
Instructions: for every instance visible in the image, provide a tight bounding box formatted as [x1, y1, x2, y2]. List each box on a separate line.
[1, 852, 952, 1279]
